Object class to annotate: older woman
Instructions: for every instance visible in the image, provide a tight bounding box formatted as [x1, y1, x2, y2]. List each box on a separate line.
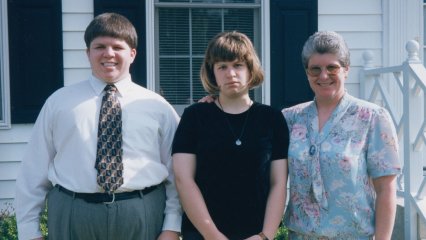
[173, 31, 289, 240]
[282, 31, 401, 239]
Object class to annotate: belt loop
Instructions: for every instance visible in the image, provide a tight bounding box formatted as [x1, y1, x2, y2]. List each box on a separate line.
[138, 190, 143, 198]
[72, 192, 76, 199]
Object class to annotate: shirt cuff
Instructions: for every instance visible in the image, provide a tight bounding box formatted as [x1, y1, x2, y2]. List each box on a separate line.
[162, 213, 182, 233]
[18, 221, 43, 240]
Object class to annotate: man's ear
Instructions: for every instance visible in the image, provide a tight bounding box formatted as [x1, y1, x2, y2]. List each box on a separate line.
[130, 48, 137, 63]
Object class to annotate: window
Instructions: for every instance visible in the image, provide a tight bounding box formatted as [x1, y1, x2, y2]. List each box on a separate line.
[424, 0, 426, 65]
[154, 0, 261, 113]
[0, 0, 10, 129]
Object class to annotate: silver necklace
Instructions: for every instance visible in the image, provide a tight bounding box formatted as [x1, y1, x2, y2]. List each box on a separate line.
[217, 98, 252, 146]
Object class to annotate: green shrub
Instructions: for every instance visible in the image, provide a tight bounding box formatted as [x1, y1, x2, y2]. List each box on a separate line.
[274, 223, 289, 240]
[0, 202, 48, 240]
[0, 203, 17, 240]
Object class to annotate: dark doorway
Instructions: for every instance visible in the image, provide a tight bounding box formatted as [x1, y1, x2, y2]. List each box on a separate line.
[270, 0, 317, 109]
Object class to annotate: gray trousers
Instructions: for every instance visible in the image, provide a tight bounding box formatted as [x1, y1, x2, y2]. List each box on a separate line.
[47, 184, 166, 240]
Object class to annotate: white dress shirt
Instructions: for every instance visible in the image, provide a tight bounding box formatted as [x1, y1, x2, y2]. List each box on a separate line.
[15, 75, 182, 239]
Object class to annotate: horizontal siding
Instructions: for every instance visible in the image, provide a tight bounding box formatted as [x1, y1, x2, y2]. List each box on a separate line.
[62, 13, 93, 31]
[64, 69, 92, 86]
[345, 82, 360, 98]
[62, 7, 92, 87]
[62, 6, 92, 87]
[319, 15, 382, 32]
[0, 143, 26, 162]
[63, 32, 86, 50]
[0, 162, 20, 180]
[319, 0, 381, 14]
[0, 180, 16, 199]
[341, 32, 382, 50]
[351, 49, 383, 67]
[346, 67, 365, 84]
[62, 0, 93, 13]
[64, 50, 90, 68]
[0, 126, 31, 205]
[0, 124, 33, 143]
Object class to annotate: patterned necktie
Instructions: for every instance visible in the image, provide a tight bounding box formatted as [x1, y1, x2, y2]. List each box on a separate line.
[95, 84, 123, 193]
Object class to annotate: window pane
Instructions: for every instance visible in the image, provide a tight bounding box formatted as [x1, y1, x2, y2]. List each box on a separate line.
[0, 43, 4, 122]
[159, 8, 189, 55]
[224, 9, 254, 39]
[160, 0, 256, 2]
[159, 0, 190, 2]
[0, 2, 3, 121]
[192, 9, 222, 55]
[192, 0, 256, 3]
[424, 3, 426, 45]
[224, 0, 256, 3]
[192, 57, 206, 101]
[159, 58, 191, 104]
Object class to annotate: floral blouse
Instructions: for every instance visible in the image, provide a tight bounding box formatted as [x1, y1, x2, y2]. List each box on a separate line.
[282, 93, 401, 239]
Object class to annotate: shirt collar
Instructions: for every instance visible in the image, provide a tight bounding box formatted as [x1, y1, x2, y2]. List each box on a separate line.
[89, 75, 133, 97]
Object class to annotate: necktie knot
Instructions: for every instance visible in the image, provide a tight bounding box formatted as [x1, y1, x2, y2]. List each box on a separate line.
[105, 84, 117, 94]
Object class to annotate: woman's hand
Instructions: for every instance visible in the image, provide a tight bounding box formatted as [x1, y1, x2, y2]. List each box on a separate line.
[157, 230, 180, 240]
[198, 95, 216, 103]
[244, 234, 263, 240]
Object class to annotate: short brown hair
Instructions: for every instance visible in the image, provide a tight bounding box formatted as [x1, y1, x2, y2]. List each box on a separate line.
[84, 12, 138, 49]
[200, 31, 264, 95]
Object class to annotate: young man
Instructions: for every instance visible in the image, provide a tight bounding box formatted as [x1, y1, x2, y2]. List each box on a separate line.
[15, 13, 181, 240]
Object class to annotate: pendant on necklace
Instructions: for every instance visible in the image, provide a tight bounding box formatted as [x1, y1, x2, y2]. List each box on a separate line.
[235, 139, 242, 146]
[309, 145, 316, 156]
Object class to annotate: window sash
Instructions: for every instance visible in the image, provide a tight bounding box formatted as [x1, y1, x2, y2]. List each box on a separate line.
[424, 1, 426, 66]
[0, 0, 10, 129]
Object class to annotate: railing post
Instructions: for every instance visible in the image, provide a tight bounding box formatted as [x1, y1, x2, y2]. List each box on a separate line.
[406, 40, 421, 63]
[403, 39, 423, 240]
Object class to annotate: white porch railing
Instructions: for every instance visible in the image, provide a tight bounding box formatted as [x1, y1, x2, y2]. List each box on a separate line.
[361, 40, 426, 240]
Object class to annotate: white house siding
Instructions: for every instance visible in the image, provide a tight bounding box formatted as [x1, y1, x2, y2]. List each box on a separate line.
[62, 0, 93, 86]
[0, 124, 32, 211]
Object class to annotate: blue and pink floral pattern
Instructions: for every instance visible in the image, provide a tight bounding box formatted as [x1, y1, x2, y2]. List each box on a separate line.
[282, 93, 401, 239]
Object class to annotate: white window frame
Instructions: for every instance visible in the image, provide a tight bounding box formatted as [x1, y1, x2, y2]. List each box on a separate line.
[423, 0, 425, 65]
[0, 0, 10, 129]
[145, 1, 270, 114]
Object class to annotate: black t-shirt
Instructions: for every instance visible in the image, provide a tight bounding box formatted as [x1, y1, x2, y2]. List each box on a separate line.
[172, 102, 289, 239]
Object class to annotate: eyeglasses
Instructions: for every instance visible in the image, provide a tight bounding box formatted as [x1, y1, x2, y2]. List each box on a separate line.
[306, 64, 342, 77]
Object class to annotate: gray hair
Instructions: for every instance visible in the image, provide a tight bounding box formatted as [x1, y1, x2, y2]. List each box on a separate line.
[301, 31, 350, 68]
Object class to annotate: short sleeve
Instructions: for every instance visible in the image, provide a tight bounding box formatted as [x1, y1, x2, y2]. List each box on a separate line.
[271, 109, 289, 160]
[366, 108, 401, 178]
[172, 106, 198, 154]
